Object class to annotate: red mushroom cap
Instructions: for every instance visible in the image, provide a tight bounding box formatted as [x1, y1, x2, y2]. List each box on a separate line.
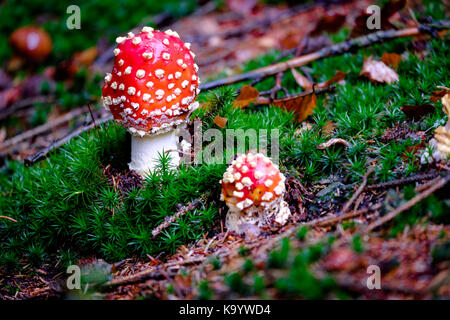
[9, 26, 52, 62]
[221, 153, 286, 210]
[102, 28, 200, 136]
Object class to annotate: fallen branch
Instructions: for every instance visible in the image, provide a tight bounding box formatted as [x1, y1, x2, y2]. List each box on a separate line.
[366, 172, 440, 190]
[0, 106, 90, 152]
[0, 96, 54, 121]
[151, 198, 204, 238]
[199, 24, 446, 91]
[363, 174, 450, 234]
[0, 215, 17, 223]
[24, 114, 113, 165]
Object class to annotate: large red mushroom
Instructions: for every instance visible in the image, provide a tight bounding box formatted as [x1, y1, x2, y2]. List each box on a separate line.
[221, 152, 291, 234]
[102, 27, 200, 175]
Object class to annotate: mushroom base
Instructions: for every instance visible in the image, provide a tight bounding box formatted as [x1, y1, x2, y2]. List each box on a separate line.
[129, 130, 180, 176]
[225, 197, 291, 235]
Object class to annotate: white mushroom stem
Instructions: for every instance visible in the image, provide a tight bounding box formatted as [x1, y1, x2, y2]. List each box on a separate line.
[128, 130, 180, 176]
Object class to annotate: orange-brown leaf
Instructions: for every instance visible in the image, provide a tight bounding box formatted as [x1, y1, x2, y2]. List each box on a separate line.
[381, 52, 402, 69]
[272, 92, 317, 123]
[234, 85, 259, 108]
[431, 88, 450, 103]
[317, 71, 346, 88]
[401, 104, 435, 120]
[213, 116, 228, 128]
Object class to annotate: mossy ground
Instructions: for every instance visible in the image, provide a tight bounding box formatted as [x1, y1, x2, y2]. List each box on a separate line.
[1, 1, 449, 299]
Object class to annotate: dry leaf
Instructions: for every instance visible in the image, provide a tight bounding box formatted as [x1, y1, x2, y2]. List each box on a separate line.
[360, 57, 399, 84]
[321, 121, 336, 137]
[213, 116, 228, 129]
[291, 68, 313, 90]
[431, 88, 450, 103]
[317, 138, 352, 149]
[310, 12, 346, 36]
[317, 71, 346, 88]
[234, 85, 259, 108]
[401, 104, 435, 120]
[381, 52, 402, 69]
[272, 92, 317, 123]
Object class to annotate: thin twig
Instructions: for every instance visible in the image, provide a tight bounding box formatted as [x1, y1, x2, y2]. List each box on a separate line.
[366, 172, 440, 190]
[24, 114, 113, 165]
[363, 174, 450, 234]
[340, 167, 374, 214]
[0, 216, 17, 223]
[199, 24, 447, 91]
[0, 96, 54, 121]
[0, 106, 90, 152]
[151, 198, 204, 238]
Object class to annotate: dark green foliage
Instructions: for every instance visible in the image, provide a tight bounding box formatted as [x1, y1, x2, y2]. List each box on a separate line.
[0, 122, 224, 269]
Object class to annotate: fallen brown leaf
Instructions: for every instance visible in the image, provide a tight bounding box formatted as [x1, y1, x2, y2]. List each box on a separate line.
[234, 85, 259, 108]
[321, 121, 336, 137]
[317, 71, 346, 88]
[401, 104, 435, 120]
[431, 88, 450, 103]
[290, 68, 313, 90]
[310, 12, 347, 36]
[213, 116, 228, 129]
[360, 57, 399, 84]
[381, 52, 402, 69]
[272, 92, 317, 123]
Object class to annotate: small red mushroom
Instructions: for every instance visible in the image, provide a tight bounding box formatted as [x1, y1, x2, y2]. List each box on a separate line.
[102, 27, 200, 175]
[9, 26, 52, 62]
[220, 152, 291, 234]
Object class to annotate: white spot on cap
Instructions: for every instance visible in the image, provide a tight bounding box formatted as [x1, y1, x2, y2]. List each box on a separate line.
[124, 66, 132, 74]
[181, 80, 189, 88]
[175, 72, 182, 79]
[141, 26, 154, 33]
[118, 84, 125, 90]
[241, 177, 252, 187]
[142, 93, 151, 101]
[113, 48, 120, 56]
[146, 81, 154, 88]
[118, 59, 124, 66]
[163, 38, 169, 45]
[111, 82, 117, 89]
[116, 36, 126, 44]
[254, 171, 263, 179]
[262, 192, 273, 201]
[132, 37, 141, 45]
[241, 166, 249, 173]
[168, 74, 174, 80]
[174, 88, 181, 96]
[162, 53, 170, 60]
[192, 75, 197, 81]
[185, 42, 191, 49]
[190, 51, 196, 58]
[264, 179, 273, 187]
[194, 64, 199, 71]
[131, 102, 140, 110]
[127, 32, 135, 38]
[177, 59, 183, 66]
[168, 83, 175, 89]
[104, 73, 112, 82]
[235, 182, 244, 190]
[233, 191, 244, 198]
[136, 69, 145, 79]
[182, 63, 187, 69]
[127, 87, 136, 95]
[143, 52, 153, 59]
[234, 172, 242, 180]
[155, 69, 164, 79]
[155, 89, 164, 100]
[274, 184, 284, 196]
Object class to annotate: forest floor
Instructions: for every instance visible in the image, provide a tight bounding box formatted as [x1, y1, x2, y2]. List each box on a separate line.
[0, 0, 449, 300]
